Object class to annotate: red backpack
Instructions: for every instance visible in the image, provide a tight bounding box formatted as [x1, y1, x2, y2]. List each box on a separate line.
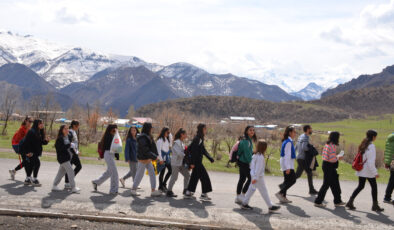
[97, 141, 104, 159]
[352, 152, 364, 171]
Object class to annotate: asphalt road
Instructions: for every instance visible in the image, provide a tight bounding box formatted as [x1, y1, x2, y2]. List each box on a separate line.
[0, 158, 393, 229]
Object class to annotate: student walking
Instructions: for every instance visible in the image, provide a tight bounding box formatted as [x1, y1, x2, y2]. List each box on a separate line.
[9, 116, 33, 180]
[383, 132, 394, 205]
[92, 124, 120, 195]
[52, 125, 80, 193]
[241, 139, 281, 213]
[235, 126, 257, 205]
[130, 122, 162, 197]
[184, 124, 215, 201]
[166, 128, 190, 197]
[295, 125, 318, 195]
[276, 126, 297, 203]
[346, 130, 384, 212]
[314, 132, 345, 207]
[64, 120, 82, 189]
[23, 119, 49, 186]
[156, 127, 172, 192]
[120, 126, 139, 188]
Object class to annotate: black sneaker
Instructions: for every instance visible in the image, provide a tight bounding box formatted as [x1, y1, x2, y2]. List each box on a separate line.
[200, 193, 212, 201]
[31, 179, 41, 187]
[241, 204, 253, 210]
[383, 198, 392, 204]
[24, 178, 32, 185]
[269, 205, 281, 212]
[92, 181, 98, 191]
[166, 191, 177, 198]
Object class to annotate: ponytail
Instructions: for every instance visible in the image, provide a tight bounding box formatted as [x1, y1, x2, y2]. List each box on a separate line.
[358, 130, 377, 154]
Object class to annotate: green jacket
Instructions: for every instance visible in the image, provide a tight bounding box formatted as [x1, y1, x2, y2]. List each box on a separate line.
[384, 133, 394, 166]
[238, 137, 253, 164]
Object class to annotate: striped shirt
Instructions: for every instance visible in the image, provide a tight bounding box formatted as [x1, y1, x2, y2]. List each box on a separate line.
[322, 144, 338, 163]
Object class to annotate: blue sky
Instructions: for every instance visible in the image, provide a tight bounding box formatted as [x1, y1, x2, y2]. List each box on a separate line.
[0, 0, 393, 91]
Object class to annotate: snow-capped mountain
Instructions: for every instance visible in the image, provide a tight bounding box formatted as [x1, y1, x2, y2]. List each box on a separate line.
[0, 31, 162, 88]
[290, 82, 326, 101]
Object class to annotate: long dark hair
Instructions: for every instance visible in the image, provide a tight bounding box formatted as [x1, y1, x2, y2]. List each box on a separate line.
[196, 123, 206, 140]
[21, 116, 32, 126]
[244, 125, 257, 142]
[126, 126, 139, 140]
[327, 131, 340, 145]
[157, 127, 170, 142]
[100, 124, 118, 145]
[57, 125, 67, 140]
[174, 128, 186, 141]
[358, 130, 378, 154]
[282, 126, 295, 142]
[32, 119, 45, 140]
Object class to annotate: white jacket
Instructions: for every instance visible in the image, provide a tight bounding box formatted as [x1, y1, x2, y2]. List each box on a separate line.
[69, 129, 79, 154]
[156, 138, 171, 161]
[171, 139, 185, 167]
[250, 153, 265, 181]
[280, 137, 295, 171]
[357, 143, 378, 178]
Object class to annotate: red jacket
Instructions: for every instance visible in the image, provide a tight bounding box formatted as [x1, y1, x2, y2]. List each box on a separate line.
[12, 125, 29, 145]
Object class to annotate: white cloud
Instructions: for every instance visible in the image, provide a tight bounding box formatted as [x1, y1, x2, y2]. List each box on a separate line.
[361, 0, 394, 27]
[55, 7, 92, 24]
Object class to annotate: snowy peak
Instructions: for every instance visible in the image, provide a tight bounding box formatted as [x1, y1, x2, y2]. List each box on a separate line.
[290, 82, 326, 101]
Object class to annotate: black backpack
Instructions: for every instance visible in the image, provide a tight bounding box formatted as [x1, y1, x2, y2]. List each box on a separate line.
[183, 143, 193, 168]
[230, 142, 240, 163]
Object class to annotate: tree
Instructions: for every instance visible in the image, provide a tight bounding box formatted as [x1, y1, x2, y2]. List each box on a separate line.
[126, 105, 135, 120]
[1, 88, 19, 135]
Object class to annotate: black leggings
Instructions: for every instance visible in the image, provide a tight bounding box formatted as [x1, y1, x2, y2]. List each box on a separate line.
[25, 155, 40, 178]
[237, 161, 251, 194]
[385, 170, 394, 201]
[159, 163, 172, 189]
[350, 177, 378, 203]
[65, 154, 82, 183]
[280, 169, 296, 197]
[14, 157, 27, 171]
[315, 161, 342, 204]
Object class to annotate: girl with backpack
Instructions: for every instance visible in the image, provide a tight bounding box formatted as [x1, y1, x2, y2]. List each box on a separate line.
[64, 120, 82, 190]
[9, 116, 33, 180]
[120, 126, 139, 188]
[52, 125, 81, 193]
[156, 127, 172, 192]
[314, 132, 345, 207]
[166, 128, 190, 197]
[184, 124, 215, 201]
[92, 124, 120, 195]
[276, 126, 297, 203]
[130, 122, 162, 197]
[235, 126, 257, 205]
[23, 119, 49, 186]
[346, 130, 384, 212]
[240, 139, 281, 213]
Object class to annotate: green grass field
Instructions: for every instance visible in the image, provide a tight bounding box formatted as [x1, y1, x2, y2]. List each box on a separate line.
[1, 115, 393, 183]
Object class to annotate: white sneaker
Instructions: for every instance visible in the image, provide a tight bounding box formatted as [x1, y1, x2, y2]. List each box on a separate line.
[151, 190, 162, 197]
[9, 170, 16, 180]
[52, 185, 62, 191]
[275, 192, 287, 203]
[71, 187, 81, 193]
[64, 183, 71, 189]
[235, 196, 243, 205]
[131, 189, 140, 196]
[119, 178, 125, 188]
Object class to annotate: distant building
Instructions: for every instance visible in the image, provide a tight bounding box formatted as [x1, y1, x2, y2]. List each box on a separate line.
[229, 116, 256, 122]
[132, 117, 153, 124]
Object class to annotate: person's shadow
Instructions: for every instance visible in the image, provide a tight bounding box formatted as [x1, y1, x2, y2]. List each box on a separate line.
[283, 203, 310, 218]
[129, 195, 156, 213]
[89, 191, 118, 210]
[317, 206, 362, 224]
[167, 197, 213, 219]
[0, 181, 35, 195]
[233, 206, 275, 230]
[353, 209, 394, 225]
[41, 190, 72, 208]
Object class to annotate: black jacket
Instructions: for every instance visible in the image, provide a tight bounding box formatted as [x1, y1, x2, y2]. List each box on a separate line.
[305, 144, 319, 171]
[55, 137, 71, 164]
[190, 136, 214, 165]
[137, 133, 158, 160]
[24, 129, 48, 157]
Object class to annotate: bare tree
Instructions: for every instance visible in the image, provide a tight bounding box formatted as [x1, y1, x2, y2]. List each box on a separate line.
[1, 88, 19, 135]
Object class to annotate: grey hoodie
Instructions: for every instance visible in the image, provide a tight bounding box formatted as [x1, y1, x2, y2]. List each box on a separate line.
[296, 133, 309, 160]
